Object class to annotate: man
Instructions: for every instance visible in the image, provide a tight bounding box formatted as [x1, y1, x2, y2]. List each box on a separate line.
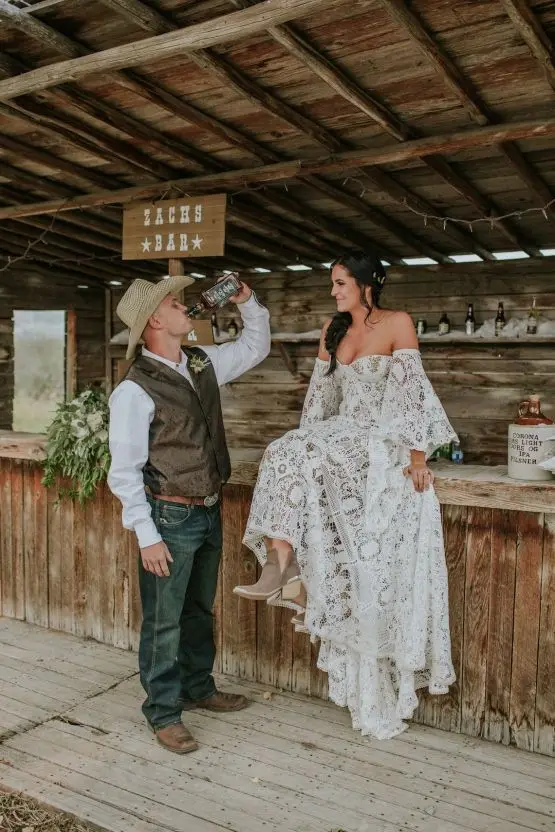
[108, 273, 271, 753]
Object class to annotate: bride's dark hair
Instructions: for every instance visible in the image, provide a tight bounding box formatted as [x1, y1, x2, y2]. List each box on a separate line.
[324, 249, 387, 374]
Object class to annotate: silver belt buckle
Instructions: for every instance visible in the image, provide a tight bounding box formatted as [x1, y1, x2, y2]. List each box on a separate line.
[203, 493, 219, 508]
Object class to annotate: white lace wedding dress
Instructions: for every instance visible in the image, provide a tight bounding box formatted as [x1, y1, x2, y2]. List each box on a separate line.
[243, 348, 458, 739]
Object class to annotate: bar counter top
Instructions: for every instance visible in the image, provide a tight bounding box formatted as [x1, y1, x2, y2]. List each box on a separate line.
[1, 431, 554, 514]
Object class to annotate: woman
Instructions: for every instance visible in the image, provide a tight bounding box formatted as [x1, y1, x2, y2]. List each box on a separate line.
[234, 250, 457, 739]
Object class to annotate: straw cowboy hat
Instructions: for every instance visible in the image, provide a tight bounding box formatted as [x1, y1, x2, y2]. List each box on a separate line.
[116, 275, 195, 360]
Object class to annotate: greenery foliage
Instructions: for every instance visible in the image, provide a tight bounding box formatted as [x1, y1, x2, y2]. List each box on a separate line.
[42, 389, 110, 502]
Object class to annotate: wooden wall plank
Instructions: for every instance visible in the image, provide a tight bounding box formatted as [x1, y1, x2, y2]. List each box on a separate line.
[461, 507, 492, 738]
[111, 489, 130, 651]
[414, 504, 468, 732]
[72, 499, 87, 638]
[0, 460, 11, 618]
[59, 493, 75, 634]
[10, 459, 25, 621]
[46, 482, 63, 632]
[483, 509, 517, 745]
[220, 484, 257, 680]
[535, 513, 555, 756]
[509, 511, 543, 751]
[23, 463, 48, 627]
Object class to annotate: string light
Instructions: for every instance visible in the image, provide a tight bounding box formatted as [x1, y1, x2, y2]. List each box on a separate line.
[2, 181, 554, 276]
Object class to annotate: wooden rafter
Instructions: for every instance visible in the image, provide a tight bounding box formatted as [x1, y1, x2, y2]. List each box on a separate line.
[0, 0, 344, 99]
[0, 131, 126, 191]
[379, 0, 553, 239]
[0, 118, 553, 220]
[0, 14, 394, 263]
[501, 0, 555, 92]
[93, 0, 455, 257]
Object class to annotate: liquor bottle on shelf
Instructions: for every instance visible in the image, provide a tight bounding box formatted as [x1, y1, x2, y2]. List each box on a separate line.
[438, 312, 450, 335]
[416, 318, 427, 336]
[494, 302, 505, 336]
[526, 296, 538, 335]
[515, 395, 553, 426]
[465, 303, 476, 335]
[187, 272, 241, 319]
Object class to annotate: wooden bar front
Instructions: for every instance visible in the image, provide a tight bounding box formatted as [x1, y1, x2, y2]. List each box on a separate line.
[0, 441, 553, 756]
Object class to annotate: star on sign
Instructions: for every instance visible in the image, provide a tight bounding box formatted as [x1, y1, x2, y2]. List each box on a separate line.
[141, 237, 151, 253]
[192, 234, 203, 250]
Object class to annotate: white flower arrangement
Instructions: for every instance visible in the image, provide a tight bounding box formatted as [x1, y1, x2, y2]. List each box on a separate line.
[42, 388, 110, 502]
[189, 355, 211, 374]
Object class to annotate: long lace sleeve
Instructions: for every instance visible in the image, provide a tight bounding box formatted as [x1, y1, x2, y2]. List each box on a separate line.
[300, 358, 342, 426]
[380, 348, 457, 455]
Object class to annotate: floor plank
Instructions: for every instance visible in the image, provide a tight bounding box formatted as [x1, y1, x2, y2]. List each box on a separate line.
[0, 618, 553, 832]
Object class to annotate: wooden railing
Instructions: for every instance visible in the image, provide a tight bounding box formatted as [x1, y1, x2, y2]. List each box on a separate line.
[0, 453, 554, 756]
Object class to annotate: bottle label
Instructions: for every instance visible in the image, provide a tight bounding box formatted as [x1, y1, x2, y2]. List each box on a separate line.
[495, 320, 505, 334]
[438, 322, 450, 334]
[203, 274, 240, 308]
[527, 319, 538, 335]
[465, 321, 475, 335]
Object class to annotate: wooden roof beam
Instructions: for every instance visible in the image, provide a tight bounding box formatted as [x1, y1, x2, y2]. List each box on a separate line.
[0, 0, 344, 100]
[227, 0, 409, 141]
[95, 0, 343, 152]
[0, 13, 389, 260]
[212, 0, 497, 257]
[303, 175, 451, 263]
[501, 0, 555, 92]
[0, 96, 174, 181]
[9, 0, 443, 261]
[1, 118, 552, 217]
[378, 0, 547, 252]
[379, 0, 487, 125]
[0, 131, 125, 191]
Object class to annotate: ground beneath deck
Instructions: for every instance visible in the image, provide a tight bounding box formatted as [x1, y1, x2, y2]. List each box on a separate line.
[0, 618, 553, 832]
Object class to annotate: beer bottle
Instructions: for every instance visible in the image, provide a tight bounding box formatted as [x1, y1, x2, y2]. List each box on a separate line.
[438, 312, 450, 335]
[465, 303, 476, 335]
[526, 296, 538, 335]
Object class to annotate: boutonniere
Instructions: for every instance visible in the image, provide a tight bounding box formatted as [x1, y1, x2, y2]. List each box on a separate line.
[189, 355, 210, 375]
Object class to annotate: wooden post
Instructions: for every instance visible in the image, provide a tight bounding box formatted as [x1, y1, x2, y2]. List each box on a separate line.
[104, 288, 112, 395]
[65, 308, 77, 400]
[168, 258, 186, 303]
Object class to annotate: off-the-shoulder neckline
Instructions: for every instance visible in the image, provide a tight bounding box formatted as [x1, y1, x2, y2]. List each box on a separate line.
[315, 348, 420, 368]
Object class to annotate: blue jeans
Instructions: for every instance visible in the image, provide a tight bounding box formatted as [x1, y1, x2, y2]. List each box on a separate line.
[138, 497, 222, 729]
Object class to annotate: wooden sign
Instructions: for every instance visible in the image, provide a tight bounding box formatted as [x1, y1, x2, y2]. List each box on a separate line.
[122, 194, 226, 260]
[183, 320, 215, 346]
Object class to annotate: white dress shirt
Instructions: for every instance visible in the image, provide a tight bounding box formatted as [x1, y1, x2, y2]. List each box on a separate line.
[108, 293, 271, 549]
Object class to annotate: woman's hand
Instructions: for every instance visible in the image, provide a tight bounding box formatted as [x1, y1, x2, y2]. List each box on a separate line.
[404, 463, 435, 493]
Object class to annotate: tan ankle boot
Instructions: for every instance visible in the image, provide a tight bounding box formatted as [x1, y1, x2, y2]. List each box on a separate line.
[233, 551, 300, 601]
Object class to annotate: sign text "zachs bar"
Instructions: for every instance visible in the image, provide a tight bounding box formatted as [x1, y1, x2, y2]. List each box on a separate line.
[122, 194, 227, 261]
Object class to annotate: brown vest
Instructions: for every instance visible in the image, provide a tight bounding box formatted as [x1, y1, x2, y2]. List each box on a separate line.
[123, 348, 231, 496]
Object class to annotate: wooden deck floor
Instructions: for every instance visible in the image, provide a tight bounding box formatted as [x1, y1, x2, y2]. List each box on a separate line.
[0, 619, 553, 832]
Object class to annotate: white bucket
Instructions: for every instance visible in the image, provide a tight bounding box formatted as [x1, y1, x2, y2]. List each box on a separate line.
[508, 424, 555, 481]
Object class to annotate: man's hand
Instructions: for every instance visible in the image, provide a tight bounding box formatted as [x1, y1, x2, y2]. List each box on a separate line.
[218, 272, 252, 304]
[140, 541, 174, 577]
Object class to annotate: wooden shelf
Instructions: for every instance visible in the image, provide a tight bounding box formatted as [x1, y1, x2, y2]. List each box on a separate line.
[419, 335, 555, 345]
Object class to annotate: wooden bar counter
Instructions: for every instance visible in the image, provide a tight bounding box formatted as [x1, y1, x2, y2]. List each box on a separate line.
[0, 432, 553, 756]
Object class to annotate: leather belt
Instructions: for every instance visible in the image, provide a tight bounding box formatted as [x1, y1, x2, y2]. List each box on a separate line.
[147, 491, 219, 508]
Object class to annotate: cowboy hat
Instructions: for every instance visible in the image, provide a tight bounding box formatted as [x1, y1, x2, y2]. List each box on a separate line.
[116, 275, 195, 360]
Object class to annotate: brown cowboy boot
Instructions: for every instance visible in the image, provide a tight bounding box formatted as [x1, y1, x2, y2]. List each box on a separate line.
[152, 721, 199, 754]
[181, 691, 249, 712]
